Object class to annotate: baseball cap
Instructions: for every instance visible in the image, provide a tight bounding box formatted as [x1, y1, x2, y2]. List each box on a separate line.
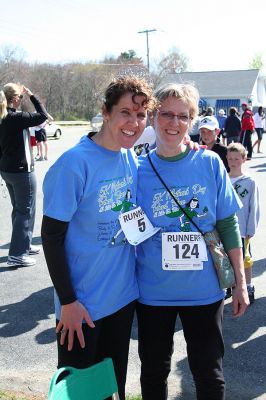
[241, 102, 248, 106]
[199, 116, 219, 131]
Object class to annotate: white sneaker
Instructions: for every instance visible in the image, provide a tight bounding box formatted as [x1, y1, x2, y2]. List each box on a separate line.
[7, 255, 36, 267]
[29, 245, 41, 255]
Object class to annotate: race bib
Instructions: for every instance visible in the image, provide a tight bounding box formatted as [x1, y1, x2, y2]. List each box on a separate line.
[119, 206, 160, 245]
[162, 232, 208, 270]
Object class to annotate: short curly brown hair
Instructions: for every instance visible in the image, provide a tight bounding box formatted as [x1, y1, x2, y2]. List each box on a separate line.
[104, 76, 156, 113]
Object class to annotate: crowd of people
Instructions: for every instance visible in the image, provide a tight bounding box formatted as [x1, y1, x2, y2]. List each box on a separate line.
[189, 103, 265, 161]
[0, 77, 262, 400]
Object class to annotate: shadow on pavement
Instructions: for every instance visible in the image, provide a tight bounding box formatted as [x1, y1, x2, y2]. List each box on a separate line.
[0, 235, 42, 250]
[36, 327, 56, 345]
[0, 242, 9, 249]
[249, 162, 266, 172]
[163, 297, 266, 400]
[252, 258, 266, 279]
[0, 286, 54, 342]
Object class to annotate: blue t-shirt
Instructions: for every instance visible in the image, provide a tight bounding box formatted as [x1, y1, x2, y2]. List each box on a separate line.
[136, 148, 241, 306]
[43, 135, 139, 321]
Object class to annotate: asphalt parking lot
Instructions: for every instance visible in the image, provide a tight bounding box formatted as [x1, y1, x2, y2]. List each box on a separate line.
[0, 126, 266, 399]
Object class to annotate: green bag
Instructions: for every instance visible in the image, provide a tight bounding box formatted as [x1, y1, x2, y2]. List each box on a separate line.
[48, 358, 119, 400]
[204, 229, 236, 289]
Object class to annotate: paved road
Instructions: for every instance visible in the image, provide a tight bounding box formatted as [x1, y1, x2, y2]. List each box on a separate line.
[0, 127, 265, 399]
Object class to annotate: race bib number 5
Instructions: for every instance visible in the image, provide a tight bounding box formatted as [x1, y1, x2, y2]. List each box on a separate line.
[162, 232, 208, 270]
[119, 206, 160, 245]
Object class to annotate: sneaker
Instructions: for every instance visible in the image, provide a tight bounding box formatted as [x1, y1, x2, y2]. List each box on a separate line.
[36, 156, 44, 161]
[29, 245, 41, 255]
[224, 287, 232, 300]
[7, 255, 36, 267]
[44, 156, 48, 161]
[248, 285, 255, 304]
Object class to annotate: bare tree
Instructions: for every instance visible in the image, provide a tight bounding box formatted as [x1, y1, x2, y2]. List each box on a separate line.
[150, 48, 188, 86]
[0, 44, 27, 86]
[0, 45, 149, 120]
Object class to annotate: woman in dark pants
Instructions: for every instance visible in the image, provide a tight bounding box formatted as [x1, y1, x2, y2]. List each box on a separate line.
[41, 76, 155, 400]
[0, 83, 48, 267]
[136, 83, 249, 400]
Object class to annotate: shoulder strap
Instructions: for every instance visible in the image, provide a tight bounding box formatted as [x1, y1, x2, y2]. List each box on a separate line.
[144, 144, 204, 236]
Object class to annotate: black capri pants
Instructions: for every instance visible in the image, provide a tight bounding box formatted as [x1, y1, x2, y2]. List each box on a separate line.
[137, 300, 225, 400]
[56, 300, 135, 400]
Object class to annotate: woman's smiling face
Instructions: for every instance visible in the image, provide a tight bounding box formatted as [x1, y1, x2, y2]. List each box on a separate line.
[102, 92, 147, 151]
[154, 96, 191, 156]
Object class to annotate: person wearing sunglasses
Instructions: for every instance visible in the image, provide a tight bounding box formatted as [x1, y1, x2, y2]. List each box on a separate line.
[0, 83, 48, 267]
[136, 83, 249, 400]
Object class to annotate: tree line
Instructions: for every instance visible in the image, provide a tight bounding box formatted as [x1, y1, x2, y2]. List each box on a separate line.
[1, 44, 261, 121]
[0, 46, 188, 121]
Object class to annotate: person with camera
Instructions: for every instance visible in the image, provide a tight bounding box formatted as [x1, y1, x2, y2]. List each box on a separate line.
[0, 83, 48, 267]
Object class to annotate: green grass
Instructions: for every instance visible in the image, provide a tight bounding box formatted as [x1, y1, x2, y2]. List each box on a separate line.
[0, 390, 142, 400]
[0, 390, 45, 400]
[126, 397, 142, 400]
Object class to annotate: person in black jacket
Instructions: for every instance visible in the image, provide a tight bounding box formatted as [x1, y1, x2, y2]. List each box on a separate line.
[0, 83, 48, 267]
[224, 107, 242, 145]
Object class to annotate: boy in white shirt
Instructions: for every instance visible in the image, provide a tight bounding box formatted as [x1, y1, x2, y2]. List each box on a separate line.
[227, 143, 260, 303]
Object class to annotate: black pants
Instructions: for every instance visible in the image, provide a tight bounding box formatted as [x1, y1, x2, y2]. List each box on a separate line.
[56, 301, 135, 400]
[136, 300, 225, 400]
[240, 130, 253, 159]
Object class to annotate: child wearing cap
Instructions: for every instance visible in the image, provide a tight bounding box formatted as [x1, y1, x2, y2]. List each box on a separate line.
[199, 115, 229, 171]
[226, 142, 260, 303]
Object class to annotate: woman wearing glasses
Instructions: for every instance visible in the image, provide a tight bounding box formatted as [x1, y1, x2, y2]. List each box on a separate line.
[0, 83, 48, 267]
[136, 83, 249, 400]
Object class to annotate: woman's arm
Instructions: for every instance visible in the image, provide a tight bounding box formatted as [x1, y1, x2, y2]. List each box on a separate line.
[41, 215, 95, 350]
[41, 215, 76, 304]
[14, 86, 48, 129]
[216, 214, 249, 316]
[227, 248, 249, 317]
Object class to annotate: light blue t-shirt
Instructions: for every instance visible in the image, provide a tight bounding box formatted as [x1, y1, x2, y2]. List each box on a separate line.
[43, 135, 139, 321]
[136, 147, 242, 306]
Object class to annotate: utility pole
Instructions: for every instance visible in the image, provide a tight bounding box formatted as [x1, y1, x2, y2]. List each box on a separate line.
[138, 29, 157, 71]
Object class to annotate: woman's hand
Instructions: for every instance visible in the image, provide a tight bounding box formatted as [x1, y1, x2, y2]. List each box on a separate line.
[231, 284, 249, 317]
[56, 300, 95, 351]
[22, 86, 33, 97]
[183, 135, 206, 151]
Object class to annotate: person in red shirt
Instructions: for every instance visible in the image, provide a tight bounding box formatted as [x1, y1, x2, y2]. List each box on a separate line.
[240, 102, 255, 160]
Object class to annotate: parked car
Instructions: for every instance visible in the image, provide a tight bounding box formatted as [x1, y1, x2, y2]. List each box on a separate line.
[91, 113, 103, 132]
[45, 122, 62, 139]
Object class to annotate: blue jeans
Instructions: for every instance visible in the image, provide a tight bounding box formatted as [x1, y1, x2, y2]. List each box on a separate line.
[0, 171, 37, 257]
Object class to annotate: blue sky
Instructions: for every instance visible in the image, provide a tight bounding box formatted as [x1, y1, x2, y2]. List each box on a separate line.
[1, 0, 266, 71]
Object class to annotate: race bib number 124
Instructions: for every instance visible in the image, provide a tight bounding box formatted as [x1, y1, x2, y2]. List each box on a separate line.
[162, 232, 208, 271]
